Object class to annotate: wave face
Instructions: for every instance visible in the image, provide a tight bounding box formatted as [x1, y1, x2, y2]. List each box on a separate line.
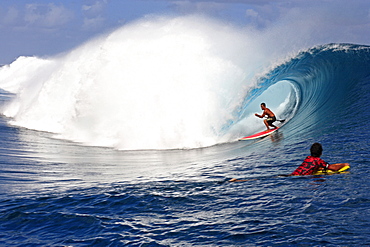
[0, 15, 369, 150]
[256, 43, 370, 137]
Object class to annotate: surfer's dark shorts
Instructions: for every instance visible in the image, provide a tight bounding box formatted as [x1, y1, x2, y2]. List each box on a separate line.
[266, 116, 276, 125]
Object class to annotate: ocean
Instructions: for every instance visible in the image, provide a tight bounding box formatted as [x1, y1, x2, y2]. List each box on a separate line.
[1, 16, 370, 246]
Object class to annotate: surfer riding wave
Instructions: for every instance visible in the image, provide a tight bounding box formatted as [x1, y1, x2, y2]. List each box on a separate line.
[255, 103, 278, 131]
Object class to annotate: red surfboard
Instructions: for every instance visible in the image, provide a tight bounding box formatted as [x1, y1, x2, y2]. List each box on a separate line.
[239, 127, 279, 141]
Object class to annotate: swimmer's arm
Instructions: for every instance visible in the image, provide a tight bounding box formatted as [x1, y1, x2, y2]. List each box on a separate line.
[327, 163, 350, 171]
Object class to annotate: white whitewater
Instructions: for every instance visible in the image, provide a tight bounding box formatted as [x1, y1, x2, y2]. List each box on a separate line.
[0, 15, 291, 150]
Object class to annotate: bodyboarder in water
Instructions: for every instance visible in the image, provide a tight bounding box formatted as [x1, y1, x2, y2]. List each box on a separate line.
[229, 142, 350, 182]
[255, 103, 277, 131]
[290, 143, 349, 176]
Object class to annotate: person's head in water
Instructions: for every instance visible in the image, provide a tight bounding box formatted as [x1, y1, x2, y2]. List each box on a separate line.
[310, 143, 323, 157]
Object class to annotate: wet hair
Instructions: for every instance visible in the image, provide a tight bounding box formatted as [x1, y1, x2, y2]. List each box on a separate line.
[310, 143, 323, 157]
[261, 103, 266, 107]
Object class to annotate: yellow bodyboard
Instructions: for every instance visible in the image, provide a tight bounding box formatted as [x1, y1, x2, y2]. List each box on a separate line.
[313, 165, 350, 175]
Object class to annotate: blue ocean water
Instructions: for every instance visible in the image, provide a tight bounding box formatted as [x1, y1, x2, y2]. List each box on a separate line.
[1, 27, 370, 246]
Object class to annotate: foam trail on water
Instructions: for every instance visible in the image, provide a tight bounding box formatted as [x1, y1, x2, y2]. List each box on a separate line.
[0, 15, 289, 150]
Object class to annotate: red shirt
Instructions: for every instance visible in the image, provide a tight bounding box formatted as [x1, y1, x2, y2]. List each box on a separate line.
[291, 156, 329, 175]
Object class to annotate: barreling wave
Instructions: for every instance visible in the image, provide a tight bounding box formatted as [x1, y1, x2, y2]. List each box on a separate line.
[0, 14, 369, 150]
[242, 43, 370, 135]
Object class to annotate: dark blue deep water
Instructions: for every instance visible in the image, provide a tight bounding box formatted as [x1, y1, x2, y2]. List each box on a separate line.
[1, 44, 370, 246]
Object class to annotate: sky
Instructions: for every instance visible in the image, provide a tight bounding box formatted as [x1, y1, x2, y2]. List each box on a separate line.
[0, 0, 369, 65]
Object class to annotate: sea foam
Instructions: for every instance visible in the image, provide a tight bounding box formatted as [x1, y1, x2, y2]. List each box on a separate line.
[0, 15, 291, 150]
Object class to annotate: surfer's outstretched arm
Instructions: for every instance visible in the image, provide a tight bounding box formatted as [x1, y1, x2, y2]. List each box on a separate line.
[255, 113, 264, 118]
